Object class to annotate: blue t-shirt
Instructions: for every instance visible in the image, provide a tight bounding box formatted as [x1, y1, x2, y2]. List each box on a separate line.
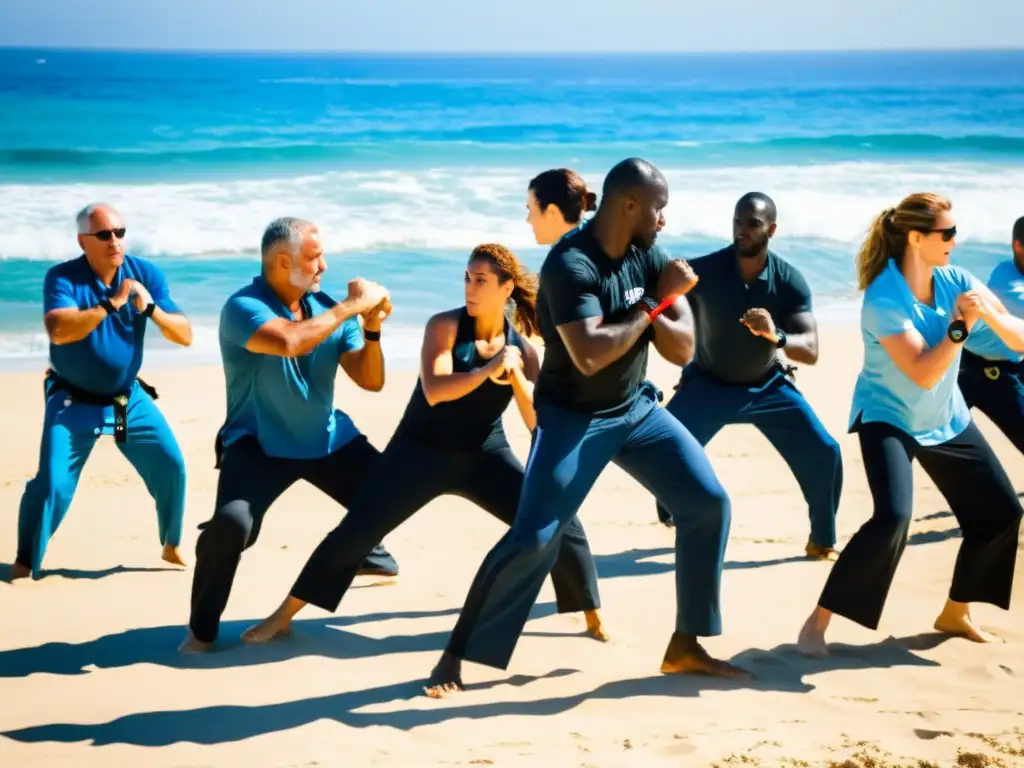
[44, 254, 181, 396]
[219, 277, 365, 460]
[850, 258, 977, 446]
[963, 259, 1024, 362]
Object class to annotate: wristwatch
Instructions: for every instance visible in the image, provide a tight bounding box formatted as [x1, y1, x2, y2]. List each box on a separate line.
[364, 329, 381, 342]
[947, 319, 969, 344]
[775, 329, 788, 348]
[638, 295, 659, 317]
[98, 297, 116, 315]
[141, 303, 156, 318]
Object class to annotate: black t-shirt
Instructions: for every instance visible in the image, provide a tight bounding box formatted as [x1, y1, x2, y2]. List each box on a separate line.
[688, 246, 812, 385]
[534, 225, 669, 414]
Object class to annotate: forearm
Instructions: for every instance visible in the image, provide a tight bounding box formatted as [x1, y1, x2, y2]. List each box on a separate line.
[348, 341, 385, 391]
[981, 312, 1024, 353]
[780, 332, 818, 364]
[909, 338, 962, 389]
[570, 308, 652, 376]
[422, 363, 496, 406]
[508, 368, 537, 431]
[45, 306, 107, 345]
[651, 313, 694, 367]
[151, 307, 193, 347]
[283, 299, 362, 357]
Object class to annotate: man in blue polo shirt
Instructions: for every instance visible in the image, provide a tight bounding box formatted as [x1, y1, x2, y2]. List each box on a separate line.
[958, 215, 1024, 454]
[181, 217, 399, 652]
[653, 193, 843, 560]
[12, 203, 193, 580]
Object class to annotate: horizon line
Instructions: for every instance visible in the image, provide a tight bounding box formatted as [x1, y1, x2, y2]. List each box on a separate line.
[2, 44, 1023, 56]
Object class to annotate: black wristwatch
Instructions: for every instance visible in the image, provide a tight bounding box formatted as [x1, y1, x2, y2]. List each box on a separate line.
[775, 329, 788, 348]
[98, 297, 116, 315]
[364, 329, 381, 342]
[947, 319, 969, 344]
[141, 302, 156, 318]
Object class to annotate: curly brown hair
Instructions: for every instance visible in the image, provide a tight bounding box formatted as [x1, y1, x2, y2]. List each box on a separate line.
[468, 243, 539, 338]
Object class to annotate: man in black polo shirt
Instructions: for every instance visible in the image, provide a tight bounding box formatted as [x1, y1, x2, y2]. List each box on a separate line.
[425, 158, 748, 697]
[654, 192, 842, 560]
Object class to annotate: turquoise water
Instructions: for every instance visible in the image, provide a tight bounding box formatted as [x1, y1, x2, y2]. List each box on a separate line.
[1, 48, 1022, 368]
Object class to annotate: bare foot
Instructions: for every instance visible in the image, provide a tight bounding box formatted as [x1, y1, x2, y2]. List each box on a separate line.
[797, 612, 830, 658]
[585, 609, 609, 642]
[659, 632, 751, 679]
[9, 561, 30, 581]
[934, 601, 999, 643]
[242, 612, 293, 645]
[423, 652, 464, 698]
[805, 540, 839, 562]
[178, 630, 212, 654]
[162, 545, 187, 568]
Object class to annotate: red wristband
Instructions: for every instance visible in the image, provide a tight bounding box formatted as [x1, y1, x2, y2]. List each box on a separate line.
[645, 296, 675, 321]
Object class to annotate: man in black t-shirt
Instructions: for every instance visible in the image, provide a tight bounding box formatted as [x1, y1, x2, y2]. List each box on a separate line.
[426, 158, 748, 696]
[653, 193, 842, 561]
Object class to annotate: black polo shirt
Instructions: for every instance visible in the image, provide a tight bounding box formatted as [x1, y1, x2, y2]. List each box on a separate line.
[535, 225, 669, 414]
[688, 246, 812, 385]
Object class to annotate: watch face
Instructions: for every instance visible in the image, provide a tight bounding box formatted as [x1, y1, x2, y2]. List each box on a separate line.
[950, 327, 964, 341]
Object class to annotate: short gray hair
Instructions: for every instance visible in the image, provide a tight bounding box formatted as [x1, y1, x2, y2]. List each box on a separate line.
[261, 217, 314, 263]
[75, 203, 114, 234]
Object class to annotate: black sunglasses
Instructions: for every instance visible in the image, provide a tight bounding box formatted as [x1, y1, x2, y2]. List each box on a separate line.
[84, 228, 126, 241]
[922, 225, 957, 242]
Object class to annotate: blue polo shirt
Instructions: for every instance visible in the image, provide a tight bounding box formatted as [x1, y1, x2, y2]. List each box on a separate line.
[219, 277, 365, 459]
[851, 258, 977, 445]
[963, 259, 1024, 362]
[43, 254, 181, 397]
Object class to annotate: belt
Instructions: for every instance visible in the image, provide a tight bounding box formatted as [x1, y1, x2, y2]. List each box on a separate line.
[45, 368, 159, 443]
[961, 351, 1022, 382]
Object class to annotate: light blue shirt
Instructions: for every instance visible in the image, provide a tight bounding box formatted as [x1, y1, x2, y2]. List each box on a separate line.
[219, 277, 364, 459]
[963, 259, 1024, 362]
[850, 258, 977, 446]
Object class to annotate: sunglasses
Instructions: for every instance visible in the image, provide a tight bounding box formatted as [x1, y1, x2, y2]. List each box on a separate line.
[921, 225, 957, 242]
[84, 228, 127, 241]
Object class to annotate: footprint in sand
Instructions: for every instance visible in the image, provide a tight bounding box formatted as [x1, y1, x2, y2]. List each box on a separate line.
[960, 663, 1016, 681]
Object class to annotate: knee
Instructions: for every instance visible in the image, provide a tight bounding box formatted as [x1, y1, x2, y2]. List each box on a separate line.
[672, 481, 731, 532]
[198, 502, 253, 553]
[509, 519, 563, 556]
[28, 467, 75, 508]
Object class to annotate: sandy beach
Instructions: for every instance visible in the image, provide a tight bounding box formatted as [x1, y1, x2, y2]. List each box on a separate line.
[1, 326, 1022, 767]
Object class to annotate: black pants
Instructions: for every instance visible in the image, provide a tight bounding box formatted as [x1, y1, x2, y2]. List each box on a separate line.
[188, 436, 397, 643]
[959, 350, 1024, 455]
[819, 420, 1022, 630]
[290, 436, 601, 615]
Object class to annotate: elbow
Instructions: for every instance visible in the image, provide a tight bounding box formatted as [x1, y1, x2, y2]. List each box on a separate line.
[362, 378, 385, 393]
[576, 358, 601, 377]
[421, 382, 443, 406]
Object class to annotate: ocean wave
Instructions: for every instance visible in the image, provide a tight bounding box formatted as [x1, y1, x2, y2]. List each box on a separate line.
[3, 132, 1024, 170]
[1, 161, 1021, 261]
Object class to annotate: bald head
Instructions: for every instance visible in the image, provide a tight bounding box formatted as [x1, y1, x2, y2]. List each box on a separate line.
[598, 158, 668, 251]
[735, 192, 777, 224]
[733, 192, 777, 259]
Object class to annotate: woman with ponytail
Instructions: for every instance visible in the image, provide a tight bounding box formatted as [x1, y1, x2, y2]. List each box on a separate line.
[526, 168, 598, 245]
[243, 244, 605, 648]
[797, 193, 1024, 657]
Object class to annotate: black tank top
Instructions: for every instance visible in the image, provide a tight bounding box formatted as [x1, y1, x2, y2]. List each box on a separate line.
[393, 308, 526, 451]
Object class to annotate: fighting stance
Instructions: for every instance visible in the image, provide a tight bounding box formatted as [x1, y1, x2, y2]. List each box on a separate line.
[180, 217, 398, 652]
[12, 203, 192, 580]
[654, 193, 842, 560]
[958, 215, 1024, 453]
[798, 194, 1024, 656]
[242, 243, 606, 645]
[525, 167, 597, 245]
[426, 158, 747, 696]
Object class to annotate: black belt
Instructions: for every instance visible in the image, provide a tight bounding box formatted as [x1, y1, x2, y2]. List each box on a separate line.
[961, 350, 1022, 382]
[45, 368, 159, 444]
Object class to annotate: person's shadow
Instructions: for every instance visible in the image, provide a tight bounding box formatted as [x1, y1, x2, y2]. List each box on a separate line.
[0, 563, 179, 583]
[0, 637, 941, 748]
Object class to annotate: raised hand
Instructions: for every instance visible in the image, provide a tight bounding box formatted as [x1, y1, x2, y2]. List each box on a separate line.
[128, 279, 154, 313]
[740, 308, 779, 343]
[955, 290, 987, 329]
[109, 278, 133, 310]
[347, 277, 390, 314]
[656, 259, 700, 301]
[363, 298, 393, 332]
[488, 344, 523, 385]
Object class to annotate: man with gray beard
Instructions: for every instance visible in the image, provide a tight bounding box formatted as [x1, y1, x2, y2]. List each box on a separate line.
[181, 217, 398, 653]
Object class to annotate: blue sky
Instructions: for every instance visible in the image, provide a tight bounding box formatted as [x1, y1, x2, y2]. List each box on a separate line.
[1, 0, 1020, 52]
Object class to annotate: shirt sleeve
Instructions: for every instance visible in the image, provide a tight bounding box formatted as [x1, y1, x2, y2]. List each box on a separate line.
[862, 295, 913, 340]
[220, 294, 279, 349]
[782, 265, 813, 316]
[42, 267, 78, 312]
[541, 249, 604, 326]
[338, 316, 365, 355]
[143, 263, 182, 314]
